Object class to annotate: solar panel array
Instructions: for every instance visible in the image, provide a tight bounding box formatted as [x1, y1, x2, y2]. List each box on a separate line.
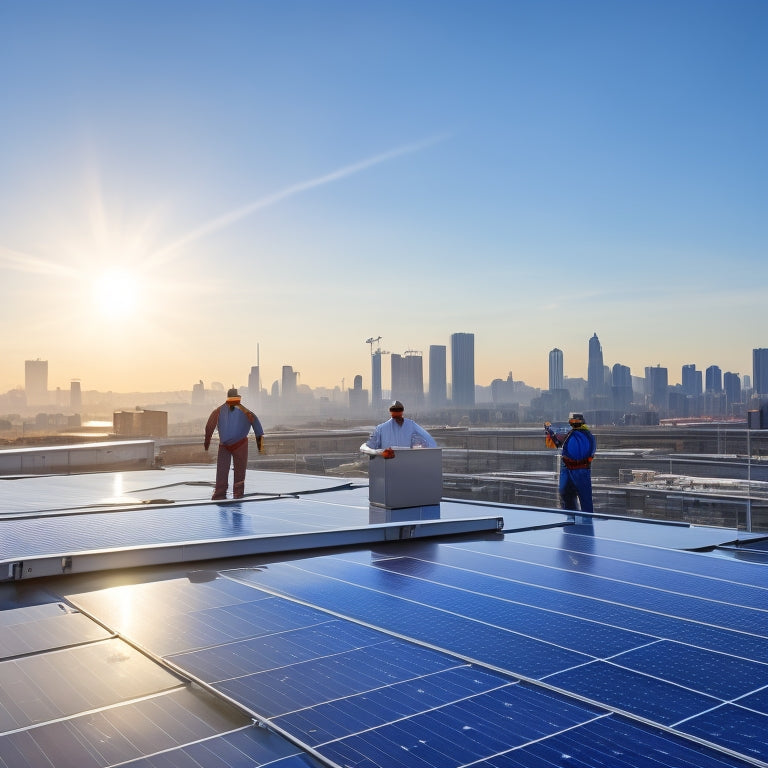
[61, 527, 768, 767]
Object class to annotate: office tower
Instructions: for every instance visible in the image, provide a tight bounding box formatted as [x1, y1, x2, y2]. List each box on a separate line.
[705, 365, 722, 393]
[348, 374, 368, 414]
[754, 348, 768, 396]
[429, 345, 447, 408]
[281, 365, 298, 400]
[587, 333, 606, 399]
[647, 365, 669, 413]
[69, 380, 82, 411]
[548, 348, 564, 391]
[248, 365, 260, 406]
[681, 364, 702, 396]
[451, 332, 475, 406]
[391, 351, 424, 406]
[723, 372, 741, 406]
[611, 364, 633, 410]
[25, 359, 48, 406]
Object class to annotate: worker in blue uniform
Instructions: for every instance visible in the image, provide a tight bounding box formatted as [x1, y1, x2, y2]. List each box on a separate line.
[544, 412, 597, 511]
[360, 400, 436, 458]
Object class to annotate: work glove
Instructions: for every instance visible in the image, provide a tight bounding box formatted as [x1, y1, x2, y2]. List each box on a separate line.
[257, 436, 266, 454]
[381, 448, 396, 459]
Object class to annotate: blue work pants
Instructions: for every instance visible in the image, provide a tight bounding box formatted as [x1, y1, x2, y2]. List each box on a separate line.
[559, 467, 593, 512]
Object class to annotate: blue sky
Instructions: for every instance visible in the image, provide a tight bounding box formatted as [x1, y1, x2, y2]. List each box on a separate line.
[1, 0, 766, 394]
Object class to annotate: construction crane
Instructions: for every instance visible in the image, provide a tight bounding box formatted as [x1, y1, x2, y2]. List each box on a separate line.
[365, 336, 382, 356]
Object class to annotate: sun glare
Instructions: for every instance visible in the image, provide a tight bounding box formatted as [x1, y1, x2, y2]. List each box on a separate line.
[92, 268, 141, 318]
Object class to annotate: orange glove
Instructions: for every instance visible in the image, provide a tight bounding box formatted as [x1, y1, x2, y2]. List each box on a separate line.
[381, 448, 396, 459]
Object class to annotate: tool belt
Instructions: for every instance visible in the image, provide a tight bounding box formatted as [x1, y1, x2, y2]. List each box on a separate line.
[562, 457, 592, 470]
[222, 437, 248, 453]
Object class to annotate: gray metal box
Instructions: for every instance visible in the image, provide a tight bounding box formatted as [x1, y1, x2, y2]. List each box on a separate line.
[368, 448, 442, 508]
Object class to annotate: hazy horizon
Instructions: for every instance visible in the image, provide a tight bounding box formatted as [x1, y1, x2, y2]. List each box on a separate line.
[2, 1, 766, 394]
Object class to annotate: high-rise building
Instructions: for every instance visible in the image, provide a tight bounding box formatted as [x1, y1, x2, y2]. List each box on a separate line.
[428, 345, 447, 408]
[451, 332, 475, 406]
[647, 365, 669, 414]
[281, 365, 298, 400]
[587, 333, 606, 400]
[69, 380, 82, 412]
[25, 359, 48, 406]
[705, 365, 722, 394]
[390, 351, 424, 406]
[548, 348, 564, 391]
[348, 374, 368, 415]
[248, 366, 260, 406]
[611, 364, 633, 410]
[681, 364, 702, 396]
[754, 348, 768, 396]
[723, 372, 741, 407]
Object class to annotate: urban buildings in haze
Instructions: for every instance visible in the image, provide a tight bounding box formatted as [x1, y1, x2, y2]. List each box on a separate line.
[428, 345, 447, 408]
[548, 348, 564, 391]
[451, 332, 475, 407]
[24, 359, 48, 406]
[754, 348, 768, 395]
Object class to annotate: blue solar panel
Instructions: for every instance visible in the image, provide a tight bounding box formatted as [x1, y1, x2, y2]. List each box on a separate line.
[273, 666, 521, 745]
[458, 537, 768, 607]
[543, 660, 722, 724]
[608, 640, 768, 700]
[300, 684, 604, 768]
[678, 704, 768, 764]
[114, 726, 326, 768]
[168, 620, 391, 681]
[365, 552, 768, 660]
[212, 640, 470, 718]
[232, 563, 590, 679]
[476, 715, 755, 768]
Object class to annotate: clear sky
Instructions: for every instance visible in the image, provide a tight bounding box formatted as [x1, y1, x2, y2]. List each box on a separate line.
[1, 0, 766, 395]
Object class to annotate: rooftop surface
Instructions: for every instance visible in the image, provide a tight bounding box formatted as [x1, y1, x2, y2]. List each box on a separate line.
[1, 464, 767, 768]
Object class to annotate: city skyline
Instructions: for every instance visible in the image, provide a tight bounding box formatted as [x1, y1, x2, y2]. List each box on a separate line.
[9, 336, 765, 401]
[2, 2, 766, 394]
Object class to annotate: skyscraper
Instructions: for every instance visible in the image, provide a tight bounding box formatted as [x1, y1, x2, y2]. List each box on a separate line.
[611, 364, 633, 410]
[281, 365, 298, 400]
[25, 359, 48, 406]
[723, 372, 741, 407]
[705, 365, 722, 394]
[451, 332, 475, 406]
[548, 348, 564, 391]
[647, 365, 669, 414]
[754, 348, 768, 396]
[390, 351, 424, 406]
[248, 365, 260, 406]
[69, 379, 82, 412]
[681, 364, 702, 396]
[428, 345, 447, 408]
[587, 333, 606, 400]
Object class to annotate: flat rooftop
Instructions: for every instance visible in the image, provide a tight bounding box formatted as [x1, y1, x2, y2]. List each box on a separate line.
[1, 463, 767, 768]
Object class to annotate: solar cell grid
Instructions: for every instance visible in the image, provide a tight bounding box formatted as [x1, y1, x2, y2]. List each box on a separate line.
[0, 606, 111, 659]
[609, 640, 768, 700]
[476, 715, 755, 768]
[475, 531, 768, 586]
[0, 690, 256, 768]
[168, 620, 389, 681]
[679, 703, 768, 763]
[272, 666, 519, 745]
[0, 639, 183, 733]
[231, 564, 591, 678]
[454, 537, 768, 608]
[367, 553, 768, 663]
[390, 544, 765, 635]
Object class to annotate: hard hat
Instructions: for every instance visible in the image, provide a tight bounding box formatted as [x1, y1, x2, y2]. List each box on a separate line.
[389, 400, 405, 412]
[568, 412, 585, 425]
[227, 387, 239, 398]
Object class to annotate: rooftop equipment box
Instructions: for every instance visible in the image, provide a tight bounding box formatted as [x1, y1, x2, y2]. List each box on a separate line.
[368, 447, 442, 509]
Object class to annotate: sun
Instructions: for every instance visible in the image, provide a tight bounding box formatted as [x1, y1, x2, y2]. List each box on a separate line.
[91, 268, 142, 318]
